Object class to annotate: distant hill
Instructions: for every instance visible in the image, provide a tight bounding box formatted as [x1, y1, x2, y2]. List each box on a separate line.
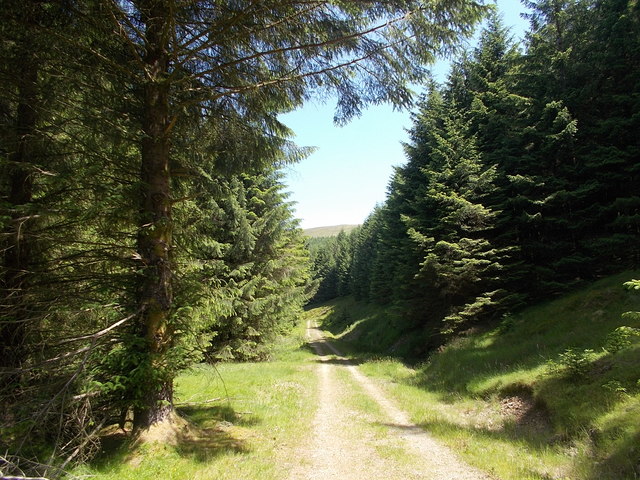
[303, 224, 360, 238]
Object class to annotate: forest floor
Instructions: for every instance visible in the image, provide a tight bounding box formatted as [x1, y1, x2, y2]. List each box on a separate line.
[284, 319, 494, 480]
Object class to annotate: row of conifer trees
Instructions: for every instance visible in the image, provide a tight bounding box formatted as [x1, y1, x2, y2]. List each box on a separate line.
[311, 0, 639, 349]
[0, 1, 314, 470]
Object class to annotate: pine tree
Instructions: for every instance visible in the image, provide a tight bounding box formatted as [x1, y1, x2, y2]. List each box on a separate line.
[309, 236, 340, 302]
[350, 207, 384, 302]
[517, 0, 639, 289]
[403, 85, 509, 334]
[347, 0, 639, 351]
[197, 169, 314, 361]
[565, 0, 640, 269]
[0, 0, 42, 384]
[368, 170, 423, 307]
[462, 10, 582, 297]
[0, 0, 142, 468]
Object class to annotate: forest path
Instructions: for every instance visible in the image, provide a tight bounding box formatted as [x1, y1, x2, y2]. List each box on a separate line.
[285, 320, 496, 480]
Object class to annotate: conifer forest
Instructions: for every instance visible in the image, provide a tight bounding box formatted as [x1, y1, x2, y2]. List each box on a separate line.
[310, 0, 639, 346]
[1, 0, 639, 477]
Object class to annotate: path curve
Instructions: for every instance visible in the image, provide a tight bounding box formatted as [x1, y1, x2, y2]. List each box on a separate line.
[287, 320, 496, 480]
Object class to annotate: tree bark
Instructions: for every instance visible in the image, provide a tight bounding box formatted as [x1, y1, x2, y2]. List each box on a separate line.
[1, 54, 38, 383]
[133, 0, 175, 430]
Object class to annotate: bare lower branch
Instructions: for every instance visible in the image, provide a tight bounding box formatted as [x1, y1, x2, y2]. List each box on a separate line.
[53, 312, 137, 346]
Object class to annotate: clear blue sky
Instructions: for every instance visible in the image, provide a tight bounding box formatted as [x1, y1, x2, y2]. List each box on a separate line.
[282, 1, 530, 229]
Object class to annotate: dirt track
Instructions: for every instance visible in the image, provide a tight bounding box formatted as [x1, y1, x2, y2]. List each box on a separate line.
[287, 320, 496, 480]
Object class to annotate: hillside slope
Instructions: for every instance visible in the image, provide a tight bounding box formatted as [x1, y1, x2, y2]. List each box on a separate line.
[303, 224, 360, 238]
[310, 271, 640, 479]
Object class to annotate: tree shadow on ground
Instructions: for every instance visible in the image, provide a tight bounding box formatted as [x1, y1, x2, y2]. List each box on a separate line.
[572, 400, 640, 480]
[93, 403, 258, 468]
[301, 339, 322, 355]
[173, 423, 248, 463]
[382, 411, 553, 451]
[303, 336, 364, 366]
[173, 404, 258, 462]
[312, 355, 363, 366]
[380, 394, 639, 480]
[178, 403, 260, 429]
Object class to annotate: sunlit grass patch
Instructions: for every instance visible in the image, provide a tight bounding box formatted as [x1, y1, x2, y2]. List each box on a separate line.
[357, 357, 574, 480]
[72, 325, 318, 480]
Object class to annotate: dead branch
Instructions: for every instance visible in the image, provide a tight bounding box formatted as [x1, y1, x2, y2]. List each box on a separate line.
[53, 311, 137, 346]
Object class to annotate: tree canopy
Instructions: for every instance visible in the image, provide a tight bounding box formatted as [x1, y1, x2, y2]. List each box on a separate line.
[0, 1, 488, 475]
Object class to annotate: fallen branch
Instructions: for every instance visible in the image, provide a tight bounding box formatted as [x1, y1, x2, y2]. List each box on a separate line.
[54, 311, 138, 346]
[0, 455, 51, 480]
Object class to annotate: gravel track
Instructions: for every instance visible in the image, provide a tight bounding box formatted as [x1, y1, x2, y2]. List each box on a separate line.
[287, 320, 496, 480]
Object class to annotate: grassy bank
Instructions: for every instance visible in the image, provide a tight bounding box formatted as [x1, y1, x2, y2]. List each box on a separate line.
[312, 297, 423, 358]
[72, 321, 317, 480]
[310, 271, 640, 479]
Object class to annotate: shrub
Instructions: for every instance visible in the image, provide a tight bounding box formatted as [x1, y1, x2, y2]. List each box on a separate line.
[605, 326, 640, 354]
[553, 348, 595, 379]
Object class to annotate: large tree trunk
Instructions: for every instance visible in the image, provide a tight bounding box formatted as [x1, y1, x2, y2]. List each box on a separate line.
[133, 0, 175, 430]
[0, 55, 38, 386]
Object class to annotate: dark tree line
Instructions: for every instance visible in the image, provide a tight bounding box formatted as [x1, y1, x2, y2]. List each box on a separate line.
[311, 0, 639, 349]
[308, 231, 355, 303]
[0, 0, 486, 475]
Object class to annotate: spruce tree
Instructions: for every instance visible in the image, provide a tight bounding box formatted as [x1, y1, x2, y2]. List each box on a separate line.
[309, 236, 340, 302]
[0, 0, 142, 468]
[350, 207, 385, 302]
[403, 86, 509, 333]
[0, 0, 42, 384]
[197, 169, 314, 361]
[465, 10, 581, 297]
[565, 0, 640, 270]
[518, 0, 639, 289]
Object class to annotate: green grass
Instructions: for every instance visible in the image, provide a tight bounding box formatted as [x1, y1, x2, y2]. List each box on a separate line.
[308, 271, 640, 480]
[72, 273, 640, 479]
[313, 296, 426, 358]
[72, 321, 317, 480]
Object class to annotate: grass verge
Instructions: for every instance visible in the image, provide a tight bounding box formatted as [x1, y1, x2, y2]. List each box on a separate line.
[308, 271, 640, 480]
[71, 321, 317, 480]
